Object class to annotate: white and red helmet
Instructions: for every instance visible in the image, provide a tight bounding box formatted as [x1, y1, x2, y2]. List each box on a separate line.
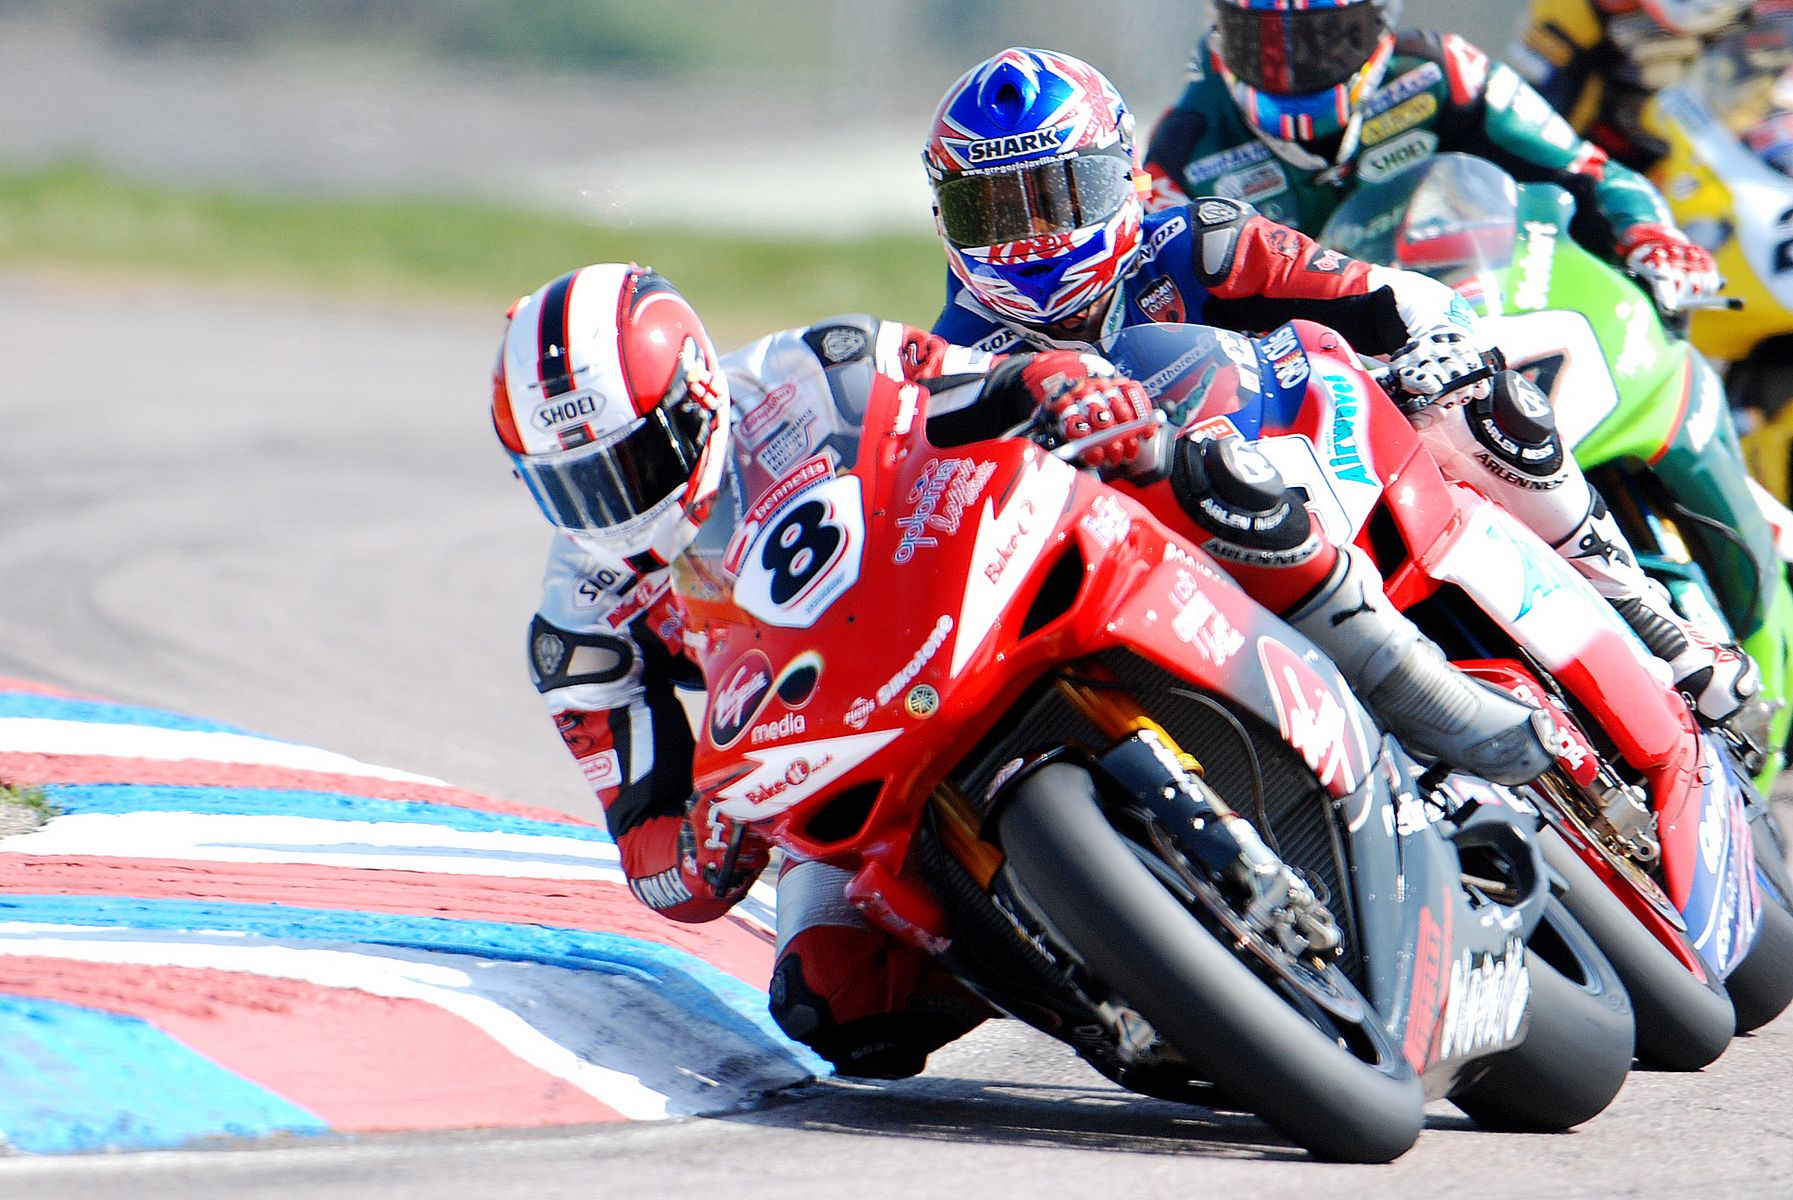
[492, 264, 731, 569]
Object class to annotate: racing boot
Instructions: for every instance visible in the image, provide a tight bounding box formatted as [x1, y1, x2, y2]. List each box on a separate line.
[1285, 546, 1557, 786]
[1554, 496, 1763, 732]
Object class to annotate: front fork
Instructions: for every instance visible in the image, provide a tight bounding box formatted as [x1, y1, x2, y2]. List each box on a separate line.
[959, 673, 1343, 958]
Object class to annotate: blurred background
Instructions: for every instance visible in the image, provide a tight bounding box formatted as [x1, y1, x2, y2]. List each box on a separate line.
[0, 0, 1529, 808]
[0, 0, 1522, 344]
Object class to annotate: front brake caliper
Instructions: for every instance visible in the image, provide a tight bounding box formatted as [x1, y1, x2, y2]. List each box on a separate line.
[1096, 729, 1342, 956]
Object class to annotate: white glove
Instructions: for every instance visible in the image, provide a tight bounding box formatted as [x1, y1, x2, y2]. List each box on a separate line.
[1387, 325, 1492, 411]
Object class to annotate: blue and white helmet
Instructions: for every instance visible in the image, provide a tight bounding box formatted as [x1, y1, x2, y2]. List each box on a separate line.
[923, 48, 1146, 331]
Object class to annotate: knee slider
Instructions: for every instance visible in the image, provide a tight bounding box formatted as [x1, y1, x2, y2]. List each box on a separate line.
[1467, 370, 1564, 479]
[1171, 435, 1312, 552]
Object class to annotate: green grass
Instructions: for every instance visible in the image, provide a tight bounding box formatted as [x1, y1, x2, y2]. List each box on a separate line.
[0, 160, 948, 344]
[0, 783, 55, 819]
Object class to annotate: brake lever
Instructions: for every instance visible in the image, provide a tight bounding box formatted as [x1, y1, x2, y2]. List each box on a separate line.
[1048, 409, 1168, 464]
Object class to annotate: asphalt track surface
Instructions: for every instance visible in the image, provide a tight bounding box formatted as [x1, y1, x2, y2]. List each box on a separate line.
[3, 272, 1792, 1198]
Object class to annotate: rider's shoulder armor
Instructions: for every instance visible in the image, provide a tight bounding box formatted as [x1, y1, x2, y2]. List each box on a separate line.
[720, 320, 874, 503]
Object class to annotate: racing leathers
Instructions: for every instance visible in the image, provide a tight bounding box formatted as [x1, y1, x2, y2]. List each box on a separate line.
[933, 197, 1759, 729]
[1144, 30, 1676, 262]
[531, 317, 1007, 1078]
[1507, 0, 1745, 171]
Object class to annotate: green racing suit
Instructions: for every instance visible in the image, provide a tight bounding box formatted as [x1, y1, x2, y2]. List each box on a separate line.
[1142, 29, 1674, 258]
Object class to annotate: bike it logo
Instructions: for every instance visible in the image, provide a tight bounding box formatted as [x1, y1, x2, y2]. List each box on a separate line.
[1256, 636, 1369, 797]
[709, 650, 773, 748]
[894, 458, 998, 563]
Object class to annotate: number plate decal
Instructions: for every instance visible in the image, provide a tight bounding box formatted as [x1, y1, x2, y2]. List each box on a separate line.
[734, 474, 865, 628]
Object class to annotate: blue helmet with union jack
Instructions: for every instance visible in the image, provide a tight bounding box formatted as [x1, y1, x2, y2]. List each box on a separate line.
[1210, 0, 1399, 167]
[923, 48, 1146, 331]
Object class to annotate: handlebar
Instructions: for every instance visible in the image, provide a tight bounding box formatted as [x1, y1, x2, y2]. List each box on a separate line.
[1002, 408, 1170, 462]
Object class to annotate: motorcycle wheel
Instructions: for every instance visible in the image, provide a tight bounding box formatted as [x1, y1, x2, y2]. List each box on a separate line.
[1726, 897, 1793, 1034]
[1450, 898, 1633, 1131]
[997, 763, 1424, 1163]
[1538, 827, 1735, 1070]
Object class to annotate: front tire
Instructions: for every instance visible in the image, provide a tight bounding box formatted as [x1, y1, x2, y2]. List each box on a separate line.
[997, 764, 1424, 1163]
[1451, 900, 1633, 1131]
[1539, 827, 1735, 1070]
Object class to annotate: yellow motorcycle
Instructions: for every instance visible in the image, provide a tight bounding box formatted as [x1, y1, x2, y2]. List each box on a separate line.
[1644, 8, 1793, 501]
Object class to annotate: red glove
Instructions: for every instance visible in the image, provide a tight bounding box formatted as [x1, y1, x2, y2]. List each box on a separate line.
[681, 792, 772, 904]
[1617, 223, 1722, 314]
[1023, 351, 1158, 472]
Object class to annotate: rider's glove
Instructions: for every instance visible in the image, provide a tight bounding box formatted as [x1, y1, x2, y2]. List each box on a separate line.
[1022, 351, 1158, 472]
[1617, 223, 1723, 314]
[1387, 324, 1495, 412]
[680, 792, 772, 904]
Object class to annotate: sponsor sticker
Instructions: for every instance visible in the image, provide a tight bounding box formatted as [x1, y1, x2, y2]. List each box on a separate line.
[724, 454, 836, 575]
[1358, 129, 1437, 183]
[741, 381, 799, 440]
[755, 418, 816, 476]
[1214, 160, 1288, 204]
[878, 616, 954, 707]
[1319, 371, 1375, 486]
[894, 458, 998, 563]
[1438, 939, 1530, 1060]
[1360, 92, 1437, 145]
[1257, 636, 1369, 797]
[1079, 492, 1130, 549]
[714, 729, 903, 820]
[1137, 275, 1186, 324]
[604, 575, 672, 630]
[749, 711, 807, 746]
[532, 392, 599, 431]
[709, 650, 773, 748]
[581, 749, 622, 789]
[1170, 570, 1244, 665]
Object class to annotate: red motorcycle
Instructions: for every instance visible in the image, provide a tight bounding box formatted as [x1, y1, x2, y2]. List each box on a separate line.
[675, 360, 1631, 1162]
[1103, 319, 1793, 1072]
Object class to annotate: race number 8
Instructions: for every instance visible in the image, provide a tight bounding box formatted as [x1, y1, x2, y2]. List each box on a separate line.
[733, 474, 866, 629]
[762, 499, 842, 604]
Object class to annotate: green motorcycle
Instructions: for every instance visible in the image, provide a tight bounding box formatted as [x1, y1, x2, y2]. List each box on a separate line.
[1322, 153, 1793, 784]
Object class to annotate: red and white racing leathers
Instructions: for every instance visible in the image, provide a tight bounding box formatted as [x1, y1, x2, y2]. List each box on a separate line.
[528, 317, 1003, 1077]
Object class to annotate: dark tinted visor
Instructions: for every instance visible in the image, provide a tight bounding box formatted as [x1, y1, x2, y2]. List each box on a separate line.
[1214, 3, 1386, 95]
[935, 149, 1134, 248]
[518, 392, 711, 535]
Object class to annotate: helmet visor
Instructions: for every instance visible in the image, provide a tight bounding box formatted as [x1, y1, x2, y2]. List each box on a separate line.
[935, 149, 1135, 248]
[516, 393, 712, 536]
[1214, 2, 1387, 95]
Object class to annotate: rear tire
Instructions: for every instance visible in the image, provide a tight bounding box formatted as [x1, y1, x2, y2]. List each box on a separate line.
[1538, 827, 1735, 1070]
[1451, 901, 1633, 1132]
[1727, 897, 1793, 1034]
[997, 764, 1424, 1163]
